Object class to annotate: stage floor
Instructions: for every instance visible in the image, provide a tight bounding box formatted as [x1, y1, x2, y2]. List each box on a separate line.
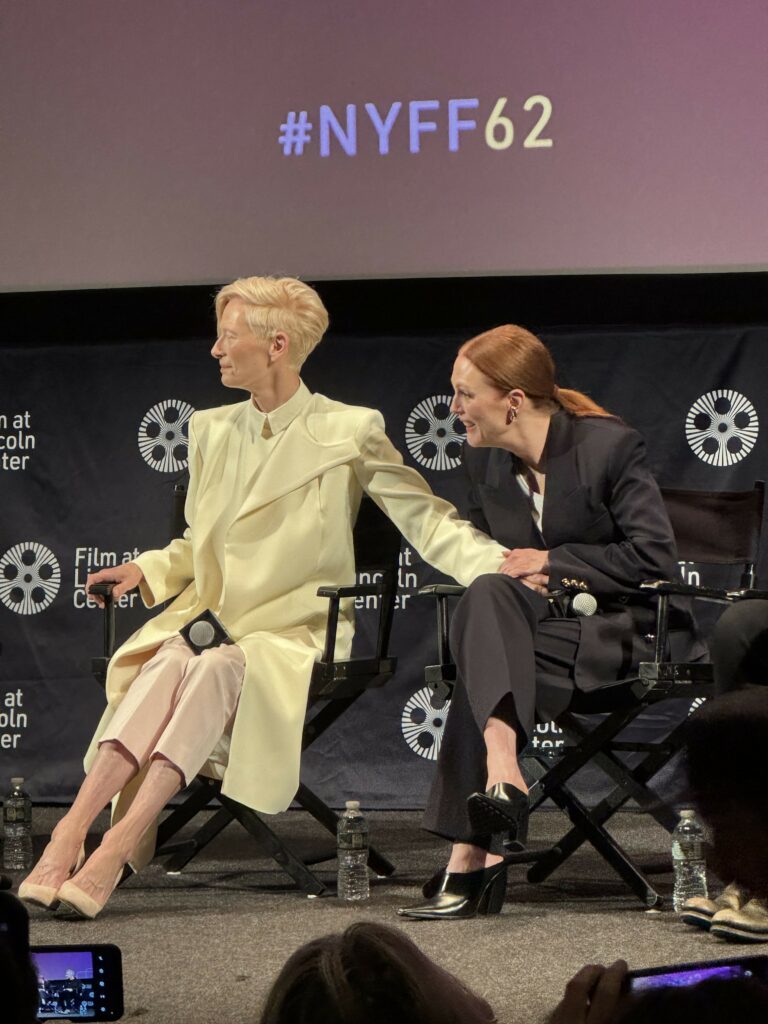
[18, 807, 726, 1024]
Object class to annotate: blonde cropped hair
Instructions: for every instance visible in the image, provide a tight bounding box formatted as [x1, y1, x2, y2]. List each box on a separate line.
[215, 276, 330, 369]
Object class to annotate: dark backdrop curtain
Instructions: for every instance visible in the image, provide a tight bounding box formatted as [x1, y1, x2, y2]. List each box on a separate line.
[1, 322, 767, 804]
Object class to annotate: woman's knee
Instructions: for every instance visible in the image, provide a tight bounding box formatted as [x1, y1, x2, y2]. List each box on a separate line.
[146, 641, 192, 676]
[450, 574, 531, 645]
[182, 646, 244, 698]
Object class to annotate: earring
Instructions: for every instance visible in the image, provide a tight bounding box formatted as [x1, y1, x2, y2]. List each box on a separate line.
[506, 407, 517, 425]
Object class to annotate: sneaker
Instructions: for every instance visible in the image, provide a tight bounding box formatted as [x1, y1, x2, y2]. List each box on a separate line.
[710, 897, 768, 943]
[680, 882, 747, 930]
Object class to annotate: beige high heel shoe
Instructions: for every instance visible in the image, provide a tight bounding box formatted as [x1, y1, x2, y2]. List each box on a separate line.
[56, 866, 125, 920]
[18, 843, 86, 910]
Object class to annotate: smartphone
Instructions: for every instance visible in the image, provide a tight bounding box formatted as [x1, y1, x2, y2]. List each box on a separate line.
[628, 954, 768, 992]
[30, 944, 123, 1021]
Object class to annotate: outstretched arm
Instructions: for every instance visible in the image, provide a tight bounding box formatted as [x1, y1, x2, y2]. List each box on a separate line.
[353, 411, 505, 586]
[548, 961, 629, 1024]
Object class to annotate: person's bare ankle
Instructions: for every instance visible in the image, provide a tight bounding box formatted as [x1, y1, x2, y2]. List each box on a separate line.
[483, 852, 504, 868]
[446, 844, 487, 873]
[97, 829, 132, 866]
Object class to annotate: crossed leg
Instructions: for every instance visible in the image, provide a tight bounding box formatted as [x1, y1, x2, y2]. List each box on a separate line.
[21, 637, 244, 914]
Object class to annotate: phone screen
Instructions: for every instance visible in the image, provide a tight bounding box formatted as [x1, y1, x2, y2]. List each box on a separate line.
[31, 946, 122, 1020]
[630, 962, 755, 991]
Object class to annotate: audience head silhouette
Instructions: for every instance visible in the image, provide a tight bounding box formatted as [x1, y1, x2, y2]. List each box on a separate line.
[258, 921, 496, 1024]
[0, 893, 40, 1024]
[685, 688, 768, 896]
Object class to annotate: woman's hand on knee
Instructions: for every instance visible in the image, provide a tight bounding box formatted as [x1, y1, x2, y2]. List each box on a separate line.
[548, 960, 628, 1024]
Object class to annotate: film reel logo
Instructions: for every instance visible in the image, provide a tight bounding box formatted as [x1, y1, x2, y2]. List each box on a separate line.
[401, 686, 451, 761]
[138, 400, 195, 473]
[686, 390, 758, 467]
[689, 696, 706, 717]
[405, 395, 465, 471]
[0, 542, 61, 615]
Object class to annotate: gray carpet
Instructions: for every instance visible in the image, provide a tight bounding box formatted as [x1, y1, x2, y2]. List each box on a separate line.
[15, 807, 729, 1024]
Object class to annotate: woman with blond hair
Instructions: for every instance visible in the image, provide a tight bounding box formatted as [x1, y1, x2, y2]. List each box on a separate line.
[400, 325, 702, 920]
[18, 277, 508, 919]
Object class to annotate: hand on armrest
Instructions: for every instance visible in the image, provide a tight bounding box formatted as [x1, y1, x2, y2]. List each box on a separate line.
[87, 563, 144, 608]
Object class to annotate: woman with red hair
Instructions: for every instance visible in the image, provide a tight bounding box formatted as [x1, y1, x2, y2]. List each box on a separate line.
[399, 325, 702, 920]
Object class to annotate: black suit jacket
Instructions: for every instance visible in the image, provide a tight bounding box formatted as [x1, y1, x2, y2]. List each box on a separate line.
[463, 410, 704, 689]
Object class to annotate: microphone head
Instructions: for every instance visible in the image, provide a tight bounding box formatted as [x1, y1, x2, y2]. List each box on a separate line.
[572, 592, 598, 617]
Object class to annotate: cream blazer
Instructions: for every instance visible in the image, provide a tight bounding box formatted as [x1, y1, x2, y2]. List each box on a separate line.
[85, 390, 505, 861]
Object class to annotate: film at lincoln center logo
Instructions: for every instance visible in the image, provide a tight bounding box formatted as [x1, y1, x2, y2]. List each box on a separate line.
[405, 395, 465, 471]
[686, 390, 758, 467]
[401, 687, 451, 761]
[0, 542, 61, 615]
[138, 400, 195, 472]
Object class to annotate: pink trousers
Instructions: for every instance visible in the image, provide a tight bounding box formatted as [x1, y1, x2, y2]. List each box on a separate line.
[100, 635, 245, 785]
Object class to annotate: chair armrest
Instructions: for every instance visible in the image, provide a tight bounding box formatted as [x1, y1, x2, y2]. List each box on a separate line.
[316, 583, 387, 599]
[316, 575, 397, 664]
[727, 588, 768, 601]
[416, 585, 465, 678]
[87, 583, 116, 659]
[640, 580, 731, 600]
[418, 584, 467, 597]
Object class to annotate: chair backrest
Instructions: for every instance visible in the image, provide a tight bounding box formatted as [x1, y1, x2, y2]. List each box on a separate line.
[352, 495, 402, 658]
[353, 493, 402, 574]
[662, 481, 764, 569]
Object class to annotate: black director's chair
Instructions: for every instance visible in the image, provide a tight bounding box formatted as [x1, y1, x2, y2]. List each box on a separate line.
[91, 493, 401, 897]
[422, 481, 764, 908]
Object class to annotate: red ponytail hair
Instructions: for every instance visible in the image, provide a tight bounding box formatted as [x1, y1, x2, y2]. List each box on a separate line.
[459, 325, 613, 418]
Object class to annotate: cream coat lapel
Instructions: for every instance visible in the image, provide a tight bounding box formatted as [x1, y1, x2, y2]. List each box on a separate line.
[194, 404, 249, 542]
[232, 406, 358, 522]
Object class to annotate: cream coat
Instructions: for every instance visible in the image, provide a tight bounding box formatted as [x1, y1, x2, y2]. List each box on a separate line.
[85, 390, 505, 863]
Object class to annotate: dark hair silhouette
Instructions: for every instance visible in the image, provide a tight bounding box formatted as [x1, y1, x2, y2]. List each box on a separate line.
[258, 922, 496, 1024]
[0, 893, 39, 1024]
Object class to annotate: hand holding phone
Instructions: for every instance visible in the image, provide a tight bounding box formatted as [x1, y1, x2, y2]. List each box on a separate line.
[627, 954, 768, 992]
[548, 960, 629, 1024]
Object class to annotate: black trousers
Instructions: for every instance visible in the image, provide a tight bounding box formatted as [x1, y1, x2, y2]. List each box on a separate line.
[710, 599, 768, 693]
[422, 574, 581, 845]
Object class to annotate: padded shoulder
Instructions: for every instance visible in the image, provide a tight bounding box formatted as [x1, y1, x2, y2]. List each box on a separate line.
[303, 393, 385, 444]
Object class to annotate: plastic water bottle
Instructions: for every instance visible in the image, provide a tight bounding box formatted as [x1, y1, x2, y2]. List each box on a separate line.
[2, 777, 33, 872]
[337, 800, 369, 901]
[672, 808, 708, 912]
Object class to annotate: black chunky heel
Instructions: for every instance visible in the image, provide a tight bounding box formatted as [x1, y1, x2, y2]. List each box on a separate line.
[398, 861, 508, 920]
[478, 868, 507, 915]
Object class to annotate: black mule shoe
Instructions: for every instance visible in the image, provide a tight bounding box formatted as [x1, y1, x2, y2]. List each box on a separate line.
[397, 862, 507, 920]
[421, 867, 445, 898]
[467, 783, 529, 840]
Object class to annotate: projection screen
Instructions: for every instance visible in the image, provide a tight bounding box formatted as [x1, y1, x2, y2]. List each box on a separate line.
[1, 0, 767, 290]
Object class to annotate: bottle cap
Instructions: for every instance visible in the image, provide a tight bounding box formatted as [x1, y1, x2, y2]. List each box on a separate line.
[345, 800, 360, 810]
[10, 777, 23, 786]
[680, 809, 695, 818]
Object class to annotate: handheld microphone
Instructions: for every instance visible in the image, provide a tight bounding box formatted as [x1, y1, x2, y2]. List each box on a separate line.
[548, 588, 598, 617]
[570, 591, 598, 617]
